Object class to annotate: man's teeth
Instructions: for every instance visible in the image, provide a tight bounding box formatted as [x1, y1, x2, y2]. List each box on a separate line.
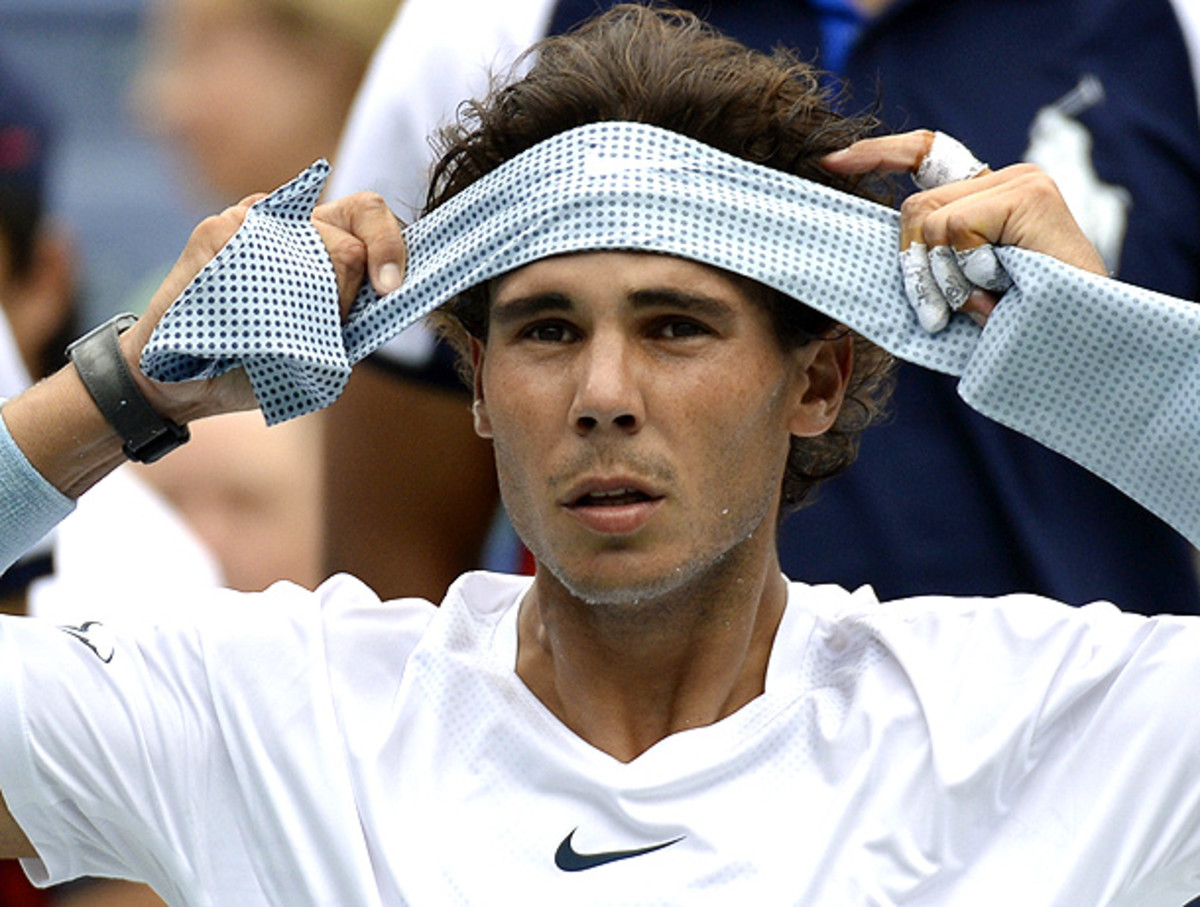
[581, 488, 646, 505]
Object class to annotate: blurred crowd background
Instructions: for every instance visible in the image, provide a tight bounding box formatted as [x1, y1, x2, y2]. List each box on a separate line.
[0, 0, 199, 330]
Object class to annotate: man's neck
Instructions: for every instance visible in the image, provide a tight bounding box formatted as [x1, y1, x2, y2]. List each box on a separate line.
[515, 544, 789, 763]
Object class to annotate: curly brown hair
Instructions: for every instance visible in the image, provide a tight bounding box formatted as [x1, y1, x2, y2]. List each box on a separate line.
[425, 4, 895, 513]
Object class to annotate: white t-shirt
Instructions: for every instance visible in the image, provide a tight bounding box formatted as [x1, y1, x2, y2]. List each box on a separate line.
[3, 572, 1200, 905]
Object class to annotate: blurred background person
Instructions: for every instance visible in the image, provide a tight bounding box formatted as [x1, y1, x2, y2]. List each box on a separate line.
[129, 0, 401, 591]
[0, 55, 221, 623]
[131, 0, 399, 208]
[323, 0, 1200, 619]
[135, 411, 324, 591]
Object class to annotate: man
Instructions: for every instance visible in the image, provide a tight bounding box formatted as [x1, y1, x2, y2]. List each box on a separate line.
[1, 7, 1198, 903]
[324, 0, 1200, 611]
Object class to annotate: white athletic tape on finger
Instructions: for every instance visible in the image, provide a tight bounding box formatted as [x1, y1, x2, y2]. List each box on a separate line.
[141, 121, 1200, 546]
[958, 246, 1014, 293]
[900, 243, 951, 331]
[929, 245, 974, 311]
[908, 132, 1006, 324]
[912, 130, 989, 190]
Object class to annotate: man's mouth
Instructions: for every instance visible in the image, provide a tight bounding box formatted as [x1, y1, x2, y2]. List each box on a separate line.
[572, 487, 655, 507]
[563, 481, 665, 534]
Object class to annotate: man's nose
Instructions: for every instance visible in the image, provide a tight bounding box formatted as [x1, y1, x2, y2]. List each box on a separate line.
[568, 340, 645, 435]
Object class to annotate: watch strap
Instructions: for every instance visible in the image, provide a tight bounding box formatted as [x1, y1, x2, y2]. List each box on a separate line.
[67, 313, 190, 463]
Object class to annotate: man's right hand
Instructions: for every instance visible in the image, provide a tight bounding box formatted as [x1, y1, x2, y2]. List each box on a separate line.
[126, 191, 407, 428]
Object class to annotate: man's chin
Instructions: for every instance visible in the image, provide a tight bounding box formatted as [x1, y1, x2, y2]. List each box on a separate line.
[543, 554, 707, 608]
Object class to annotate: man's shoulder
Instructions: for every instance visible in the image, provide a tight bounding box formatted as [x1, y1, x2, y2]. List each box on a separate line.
[321, 570, 529, 675]
[442, 570, 535, 610]
[789, 579, 1142, 662]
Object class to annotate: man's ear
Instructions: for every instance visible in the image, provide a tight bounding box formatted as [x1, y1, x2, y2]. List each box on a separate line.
[788, 333, 853, 438]
[469, 337, 493, 438]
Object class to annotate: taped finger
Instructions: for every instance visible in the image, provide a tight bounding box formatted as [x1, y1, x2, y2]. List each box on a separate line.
[913, 132, 988, 190]
[901, 242, 951, 333]
[956, 246, 1014, 293]
[929, 245, 973, 311]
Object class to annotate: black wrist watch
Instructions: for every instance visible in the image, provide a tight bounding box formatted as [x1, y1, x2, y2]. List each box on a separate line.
[66, 313, 190, 464]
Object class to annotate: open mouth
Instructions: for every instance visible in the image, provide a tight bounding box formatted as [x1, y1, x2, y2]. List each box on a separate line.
[564, 482, 665, 534]
[571, 487, 656, 508]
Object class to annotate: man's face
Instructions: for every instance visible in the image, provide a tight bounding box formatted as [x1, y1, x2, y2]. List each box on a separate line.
[472, 251, 845, 605]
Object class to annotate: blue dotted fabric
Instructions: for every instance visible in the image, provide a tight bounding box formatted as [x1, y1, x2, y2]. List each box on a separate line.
[140, 121, 1200, 547]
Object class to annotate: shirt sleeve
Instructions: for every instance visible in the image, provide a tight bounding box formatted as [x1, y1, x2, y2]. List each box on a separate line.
[0, 407, 74, 574]
[0, 591, 263, 900]
[0, 576, 431, 903]
[875, 595, 1200, 901]
[0, 584, 349, 902]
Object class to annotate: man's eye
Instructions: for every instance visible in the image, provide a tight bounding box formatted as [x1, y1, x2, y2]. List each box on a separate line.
[657, 319, 710, 339]
[524, 322, 577, 343]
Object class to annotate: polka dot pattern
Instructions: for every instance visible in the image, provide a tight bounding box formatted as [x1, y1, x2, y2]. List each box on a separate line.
[141, 161, 346, 423]
[963, 245, 1200, 546]
[140, 122, 1200, 547]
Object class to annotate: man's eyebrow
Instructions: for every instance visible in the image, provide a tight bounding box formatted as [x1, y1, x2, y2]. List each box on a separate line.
[490, 292, 572, 326]
[628, 288, 737, 320]
[489, 287, 738, 325]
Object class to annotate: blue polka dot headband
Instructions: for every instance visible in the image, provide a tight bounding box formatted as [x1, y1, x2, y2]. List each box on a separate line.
[141, 121, 1200, 546]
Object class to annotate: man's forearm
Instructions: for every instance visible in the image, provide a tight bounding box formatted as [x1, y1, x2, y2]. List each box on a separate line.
[0, 364, 122, 575]
[3, 362, 128, 500]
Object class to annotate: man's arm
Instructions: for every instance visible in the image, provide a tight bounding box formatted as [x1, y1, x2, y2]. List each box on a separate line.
[1, 790, 33, 858]
[0, 190, 405, 862]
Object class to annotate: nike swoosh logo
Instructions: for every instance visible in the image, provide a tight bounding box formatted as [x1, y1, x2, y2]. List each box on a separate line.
[554, 828, 684, 872]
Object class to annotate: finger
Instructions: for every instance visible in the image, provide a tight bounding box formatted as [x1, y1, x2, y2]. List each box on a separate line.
[899, 168, 1019, 250]
[313, 191, 406, 295]
[900, 179, 1014, 330]
[903, 164, 1103, 274]
[235, 192, 269, 208]
[956, 246, 1013, 294]
[959, 288, 999, 328]
[900, 241, 951, 333]
[311, 220, 369, 319]
[819, 129, 937, 176]
[911, 131, 989, 190]
[928, 245, 974, 311]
